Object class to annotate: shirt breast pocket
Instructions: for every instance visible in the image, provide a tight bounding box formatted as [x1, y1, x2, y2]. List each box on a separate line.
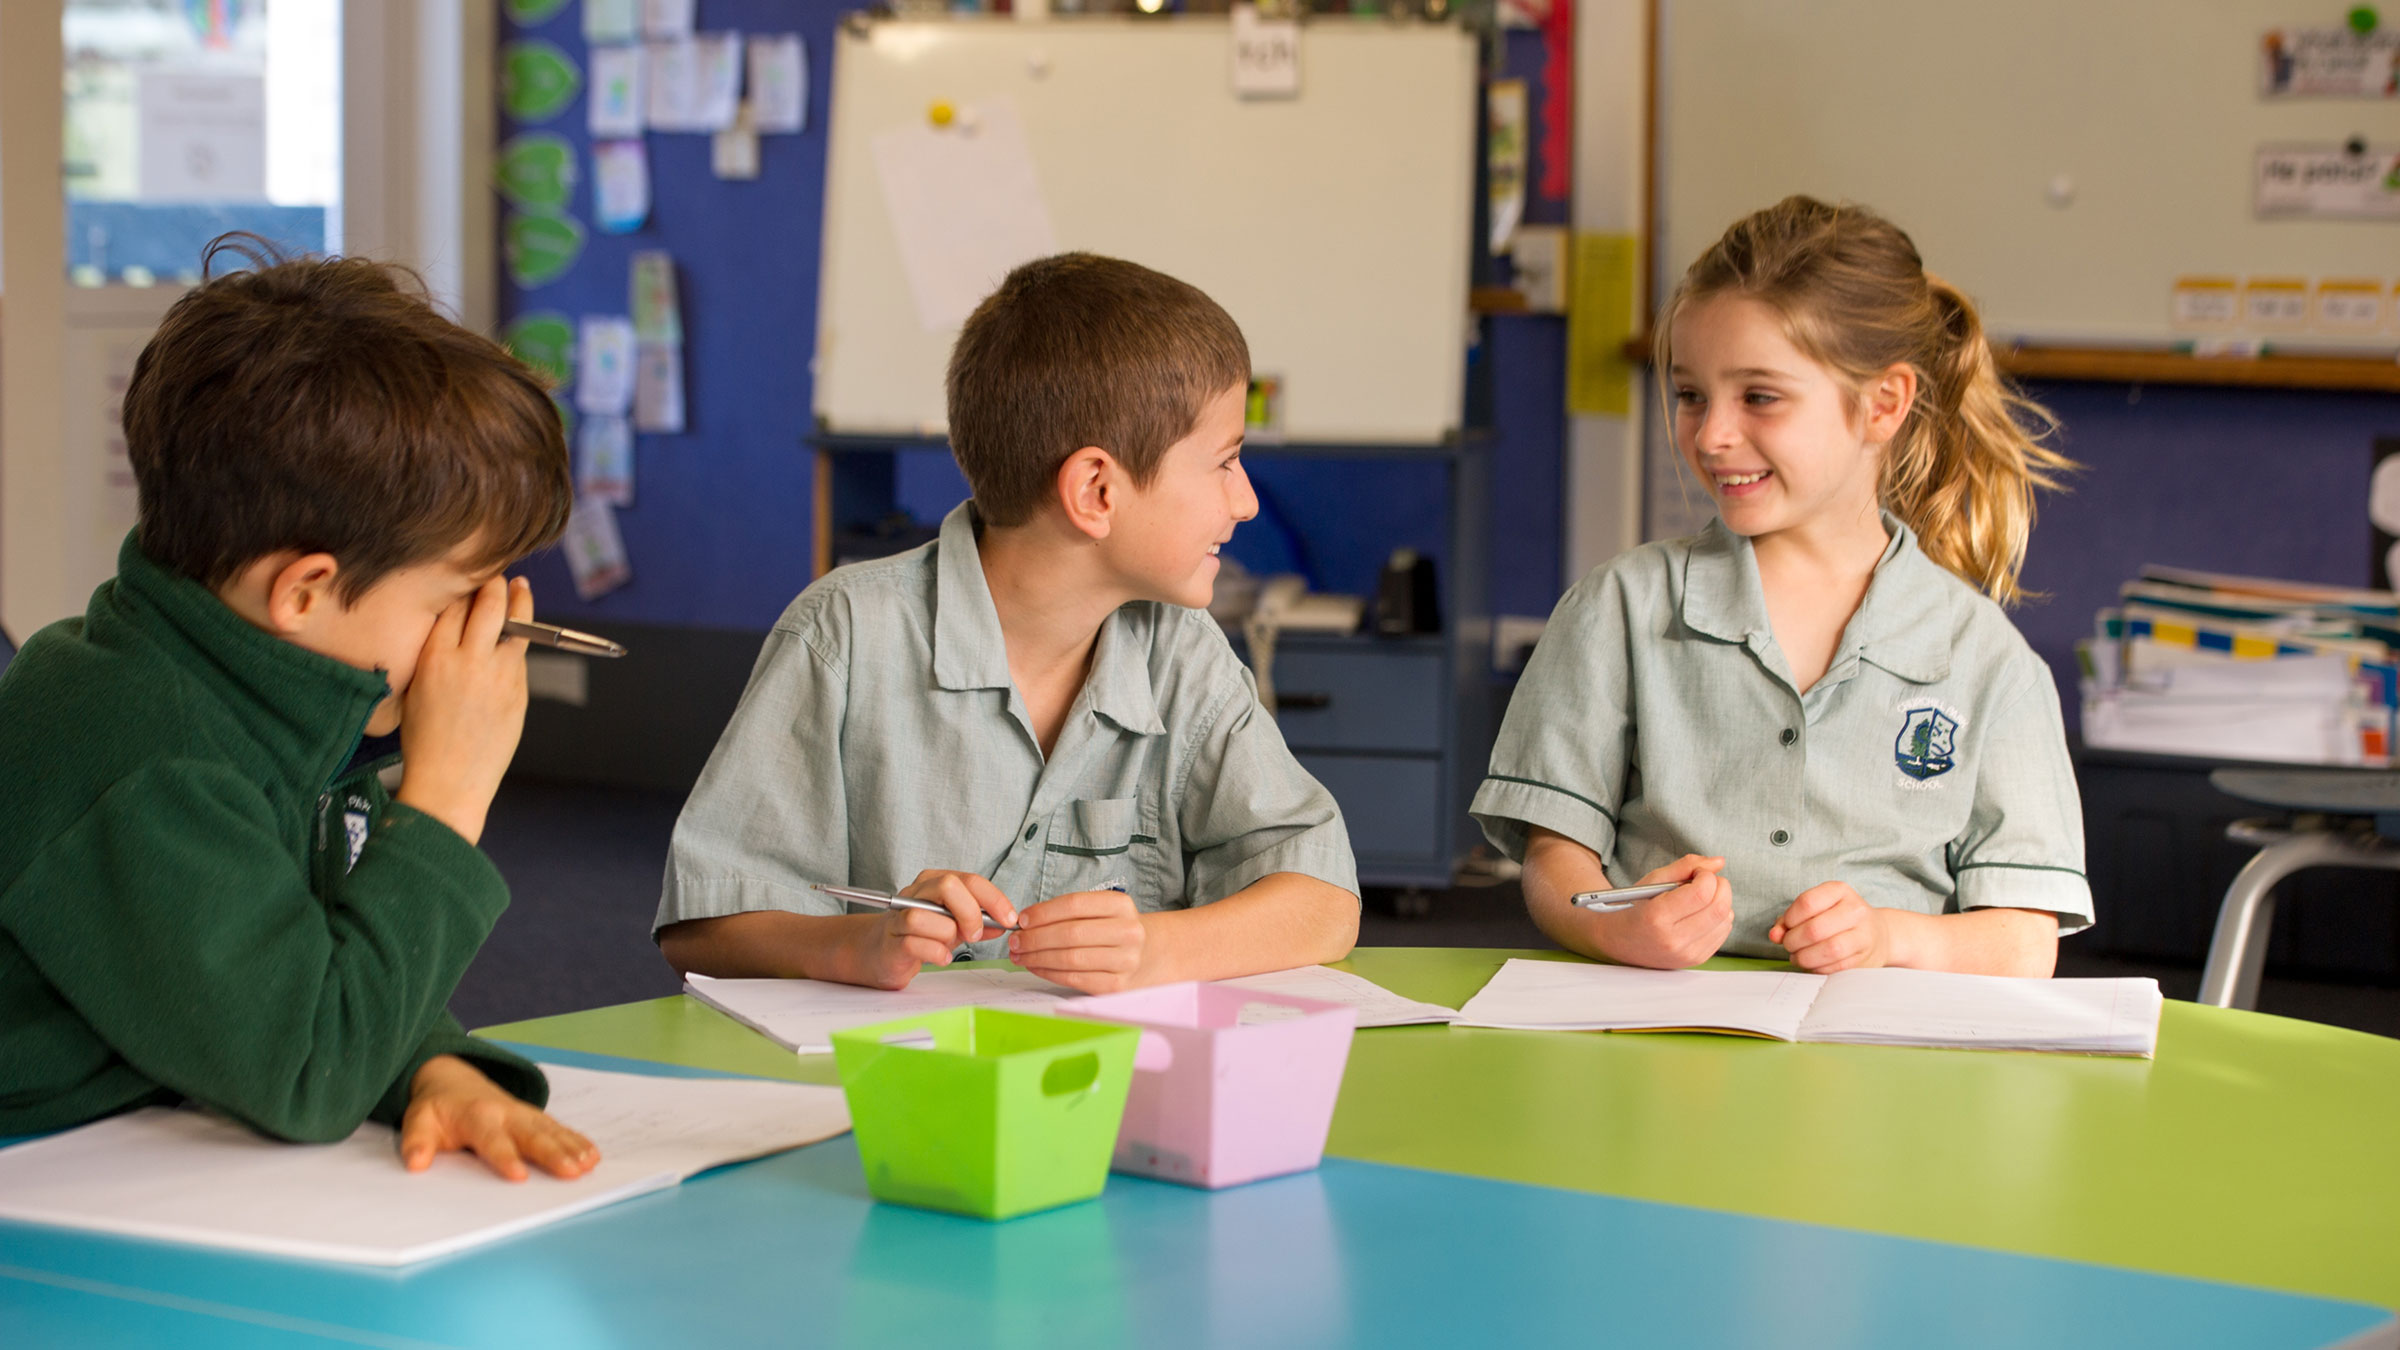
[1038, 796, 1161, 909]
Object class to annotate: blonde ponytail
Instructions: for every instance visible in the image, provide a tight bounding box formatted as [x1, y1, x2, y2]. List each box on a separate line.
[1660, 196, 2076, 606]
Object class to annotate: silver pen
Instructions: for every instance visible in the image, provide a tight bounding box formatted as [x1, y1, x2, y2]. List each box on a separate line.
[814, 882, 1022, 933]
[1569, 881, 1683, 912]
[503, 619, 628, 658]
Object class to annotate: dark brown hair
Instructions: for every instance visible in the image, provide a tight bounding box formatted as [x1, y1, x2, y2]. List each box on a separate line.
[946, 253, 1249, 527]
[124, 234, 571, 601]
[1658, 196, 2074, 606]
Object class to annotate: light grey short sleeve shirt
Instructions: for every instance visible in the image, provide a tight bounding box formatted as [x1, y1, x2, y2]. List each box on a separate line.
[1470, 515, 2092, 958]
[658, 502, 1358, 958]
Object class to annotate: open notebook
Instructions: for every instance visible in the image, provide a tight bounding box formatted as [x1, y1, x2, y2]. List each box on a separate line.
[0, 1065, 850, 1266]
[1455, 959, 2164, 1057]
[685, 964, 1455, 1054]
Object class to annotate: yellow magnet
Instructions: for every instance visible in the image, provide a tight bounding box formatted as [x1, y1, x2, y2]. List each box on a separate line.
[929, 100, 955, 128]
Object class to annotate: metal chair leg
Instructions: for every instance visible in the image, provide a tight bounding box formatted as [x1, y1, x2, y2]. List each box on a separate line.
[2200, 826, 2400, 1011]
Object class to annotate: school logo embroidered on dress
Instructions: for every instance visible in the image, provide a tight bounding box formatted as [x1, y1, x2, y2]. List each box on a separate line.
[1894, 705, 1960, 782]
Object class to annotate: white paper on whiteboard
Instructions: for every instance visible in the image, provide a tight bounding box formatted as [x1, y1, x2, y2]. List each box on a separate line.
[870, 99, 1059, 332]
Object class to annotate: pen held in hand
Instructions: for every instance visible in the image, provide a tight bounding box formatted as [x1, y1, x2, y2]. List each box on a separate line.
[814, 882, 1023, 933]
[1569, 881, 1683, 913]
[503, 619, 628, 658]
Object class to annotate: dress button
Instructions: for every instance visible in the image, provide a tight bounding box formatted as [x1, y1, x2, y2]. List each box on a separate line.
[1779, 727, 1798, 747]
[1770, 828, 1791, 847]
[1025, 824, 1038, 841]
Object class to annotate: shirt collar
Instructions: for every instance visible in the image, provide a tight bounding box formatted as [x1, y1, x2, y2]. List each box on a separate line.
[1678, 512, 1953, 684]
[928, 501, 1167, 736]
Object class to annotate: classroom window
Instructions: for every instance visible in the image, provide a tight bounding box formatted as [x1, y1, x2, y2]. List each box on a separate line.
[61, 0, 339, 286]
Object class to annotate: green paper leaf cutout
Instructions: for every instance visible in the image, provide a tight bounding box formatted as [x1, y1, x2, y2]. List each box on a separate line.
[495, 133, 577, 210]
[553, 397, 577, 443]
[504, 0, 571, 25]
[504, 212, 586, 288]
[501, 40, 581, 123]
[500, 312, 575, 385]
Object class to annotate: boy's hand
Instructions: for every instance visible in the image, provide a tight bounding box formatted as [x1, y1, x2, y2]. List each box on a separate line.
[396, 576, 533, 846]
[839, 870, 1019, 991]
[1007, 890, 1151, 994]
[400, 1055, 599, 1182]
[1580, 854, 1732, 970]
[1770, 881, 1890, 974]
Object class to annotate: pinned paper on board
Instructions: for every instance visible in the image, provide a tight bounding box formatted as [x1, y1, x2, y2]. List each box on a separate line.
[713, 102, 762, 180]
[501, 40, 581, 123]
[504, 212, 585, 288]
[871, 98, 1059, 331]
[588, 45, 646, 138]
[576, 316, 638, 415]
[692, 33, 745, 132]
[563, 497, 632, 600]
[593, 140, 651, 233]
[642, 0, 696, 39]
[646, 41, 701, 131]
[578, 415, 636, 507]
[2260, 28, 2400, 98]
[500, 312, 575, 385]
[630, 251, 683, 343]
[584, 0, 639, 43]
[1566, 232, 1636, 417]
[634, 342, 686, 433]
[495, 133, 577, 211]
[749, 35, 807, 133]
[2255, 144, 2400, 220]
[1486, 79, 1528, 254]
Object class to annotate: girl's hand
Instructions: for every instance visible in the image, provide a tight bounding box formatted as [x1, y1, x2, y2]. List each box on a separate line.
[400, 1055, 599, 1182]
[1583, 854, 1733, 969]
[1770, 881, 1890, 973]
[1008, 890, 1152, 993]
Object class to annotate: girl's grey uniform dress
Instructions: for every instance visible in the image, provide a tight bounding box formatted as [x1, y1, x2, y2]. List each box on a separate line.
[1470, 513, 2092, 958]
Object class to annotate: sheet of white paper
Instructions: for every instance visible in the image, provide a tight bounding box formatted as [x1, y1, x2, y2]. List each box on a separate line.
[1216, 965, 1458, 1027]
[592, 139, 651, 234]
[686, 969, 1078, 1054]
[577, 316, 638, 414]
[1798, 968, 2163, 1057]
[1455, 958, 1824, 1040]
[748, 34, 807, 133]
[588, 45, 647, 138]
[870, 99, 1058, 331]
[577, 413, 635, 506]
[692, 33, 744, 132]
[629, 250, 682, 343]
[0, 1066, 847, 1267]
[713, 102, 761, 181]
[645, 40, 701, 131]
[633, 342, 685, 433]
[586, 0, 640, 42]
[563, 495, 631, 600]
[642, 0, 696, 39]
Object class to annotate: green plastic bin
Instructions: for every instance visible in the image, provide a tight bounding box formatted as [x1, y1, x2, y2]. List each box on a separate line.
[830, 1007, 1140, 1221]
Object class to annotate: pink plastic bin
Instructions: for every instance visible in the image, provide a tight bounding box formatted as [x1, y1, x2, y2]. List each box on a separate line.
[1060, 981, 1356, 1189]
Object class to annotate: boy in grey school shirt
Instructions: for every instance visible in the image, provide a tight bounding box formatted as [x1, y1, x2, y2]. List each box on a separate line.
[656, 255, 1359, 993]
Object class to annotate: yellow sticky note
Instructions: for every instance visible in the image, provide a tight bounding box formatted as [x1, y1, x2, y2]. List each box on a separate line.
[1567, 233, 1638, 417]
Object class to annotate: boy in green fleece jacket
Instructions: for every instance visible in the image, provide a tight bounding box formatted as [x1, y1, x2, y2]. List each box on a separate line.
[0, 236, 598, 1182]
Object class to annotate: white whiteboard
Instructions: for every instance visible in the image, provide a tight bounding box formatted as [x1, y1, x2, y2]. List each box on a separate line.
[814, 18, 1478, 443]
[1663, 0, 2400, 347]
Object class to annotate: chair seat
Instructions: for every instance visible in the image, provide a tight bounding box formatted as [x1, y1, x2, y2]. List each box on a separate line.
[2210, 768, 2400, 818]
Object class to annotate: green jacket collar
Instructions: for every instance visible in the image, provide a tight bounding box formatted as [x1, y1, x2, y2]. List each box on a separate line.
[105, 533, 394, 789]
[1679, 513, 1952, 684]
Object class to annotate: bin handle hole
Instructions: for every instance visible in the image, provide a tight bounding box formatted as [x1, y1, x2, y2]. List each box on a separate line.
[880, 1030, 938, 1050]
[1041, 1052, 1101, 1096]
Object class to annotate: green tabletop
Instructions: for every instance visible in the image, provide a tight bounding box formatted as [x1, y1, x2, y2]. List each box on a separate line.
[480, 948, 2400, 1311]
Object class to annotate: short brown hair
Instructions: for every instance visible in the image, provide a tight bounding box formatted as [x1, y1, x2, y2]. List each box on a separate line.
[124, 234, 571, 601]
[946, 253, 1249, 527]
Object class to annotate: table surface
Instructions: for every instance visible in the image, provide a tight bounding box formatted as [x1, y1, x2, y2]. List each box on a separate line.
[484, 947, 2400, 1311]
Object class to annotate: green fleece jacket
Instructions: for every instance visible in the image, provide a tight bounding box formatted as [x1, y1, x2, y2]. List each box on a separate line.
[0, 534, 545, 1140]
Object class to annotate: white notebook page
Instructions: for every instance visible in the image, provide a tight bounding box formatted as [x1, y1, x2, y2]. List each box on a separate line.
[1797, 967, 2164, 1056]
[1216, 965, 1459, 1026]
[1455, 958, 1825, 1040]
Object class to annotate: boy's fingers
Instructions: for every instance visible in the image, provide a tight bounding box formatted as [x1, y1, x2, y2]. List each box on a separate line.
[1019, 891, 1133, 926]
[507, 576, 535, 624]
[461, 576, 513, 650]
[958, 873, 1018, 928]
[398, 1114, 441, 1171]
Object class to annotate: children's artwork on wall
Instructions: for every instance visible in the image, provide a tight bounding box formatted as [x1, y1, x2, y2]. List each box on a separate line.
[578, 415, 637, 507]
[501, 40, 582, 123]
[749, 35, 807, 133]
[634, 343, 687, 433]
[2259, 27, 2400, 99]
[589, 45, 646, 137]
[496, 133, 578, 211]
[564, 497, 633, 600]
[648, 35, 742, 132]
[630, 252, 683, 344]
[593, 140, 652, 232]
[586, 0, 639, 43]
[500, 312, 575, 386]
[870, 98, 1058, 331]
[505, 211, 587, 288]
[577, 317, 639, 415]
[643, 0, 697, 40]
[693, 34, 745, 132]
[713, 103, 762, 181]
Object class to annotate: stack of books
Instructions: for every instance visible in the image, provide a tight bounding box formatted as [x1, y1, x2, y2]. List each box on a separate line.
[2077, 565, 2398, 766]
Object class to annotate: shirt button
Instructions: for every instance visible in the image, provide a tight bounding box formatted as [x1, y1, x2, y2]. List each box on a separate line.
[1024, 824, 1038, 841]
[1779, 727, 1798, 747]
[1770, 828, 1791, 847]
